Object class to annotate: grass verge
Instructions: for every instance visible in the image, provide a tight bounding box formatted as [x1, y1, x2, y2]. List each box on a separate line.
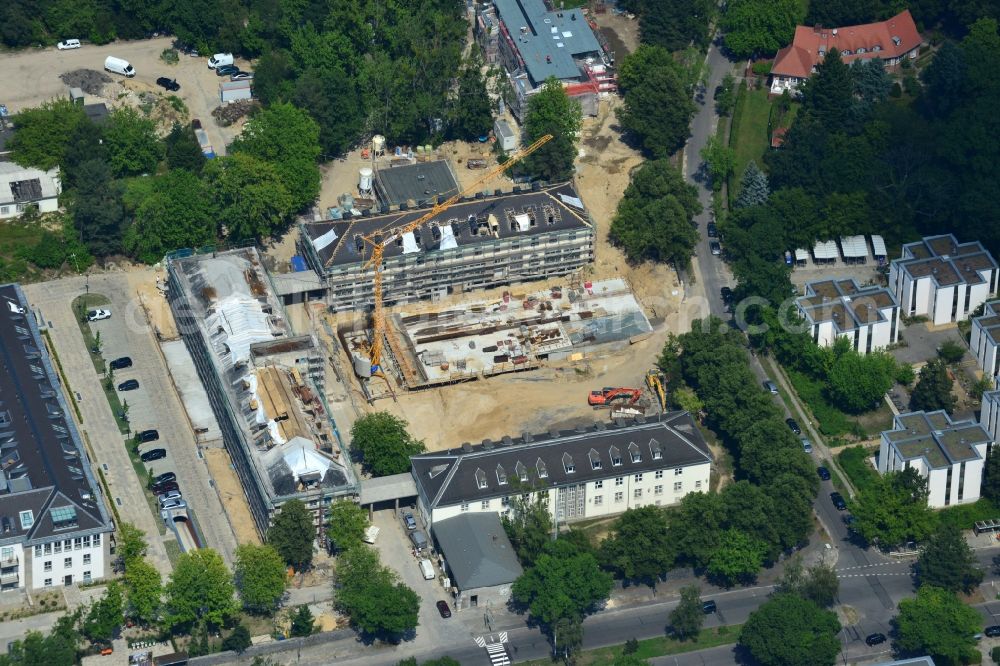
[729, 85, 772, 198]
[70, 294, 110, 375]
[836, 446, 880, 494]
[40, 329, 84, 424]
[521, 625, 741, 666]
[164, 540, 182, 568]
[96, 468, 122, 525]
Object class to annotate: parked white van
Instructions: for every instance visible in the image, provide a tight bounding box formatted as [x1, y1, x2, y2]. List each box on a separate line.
[418, 559, 435, 581]
[104, 56, 135, 77]
[57, 39, 81, 50]
[208, 53, 234, 69]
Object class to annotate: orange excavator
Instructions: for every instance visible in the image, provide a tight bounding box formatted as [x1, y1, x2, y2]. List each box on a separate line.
[588, 387, 643, 406]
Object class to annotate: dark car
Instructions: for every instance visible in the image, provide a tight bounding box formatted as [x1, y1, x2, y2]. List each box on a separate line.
[865, 633, 886, 646]
[985, 625, 1000, 637]
[155, 77, 180, 91]
[843, 514, 858, 526]
[702, 600, 717, 614]
[150, 481, 178, 494]
[215, 64, 238, 76]
[118, 379, 139, 392]
[436, 600, 452, 618]
[817, 466, 831, 481]
[137, 429, 159, 443]
[109, 356, 132, 370]
[720, 286, 733, 303]
[707, 222, 718, 238]
[830, 492, 847, 511]
[154, 472, 176, 484]
[785, 417, 801, 435]
[140, 448, 166, 462]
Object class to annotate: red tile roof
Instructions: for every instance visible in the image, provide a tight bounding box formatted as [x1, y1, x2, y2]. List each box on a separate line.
[771, 10, 922, 80]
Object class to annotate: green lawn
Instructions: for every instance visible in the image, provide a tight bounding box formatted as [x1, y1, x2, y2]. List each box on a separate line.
[729, 85, 773, 198]
[520, 625, 741, 666]
[836, 446, 881, 494]
[937, 498, 1000, 531]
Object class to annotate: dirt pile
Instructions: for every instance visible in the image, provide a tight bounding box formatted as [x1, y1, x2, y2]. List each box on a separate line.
[212, 99, 259, 127]
[59, 69, 111, 96]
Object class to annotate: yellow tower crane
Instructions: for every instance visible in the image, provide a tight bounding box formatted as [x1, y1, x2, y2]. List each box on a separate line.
[356, 134, 553, 377]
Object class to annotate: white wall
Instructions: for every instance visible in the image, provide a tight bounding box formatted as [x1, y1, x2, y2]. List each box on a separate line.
[932, 285, 953, 325]
[972, 321, 999, 378]
[879, 435, 987, 508]
[0, 543, 26, 592]
[29, 534, 106, 590]
[0, 197, 59, 219]
[968, 280, 993, 320]
[983, 392, 1000, 443]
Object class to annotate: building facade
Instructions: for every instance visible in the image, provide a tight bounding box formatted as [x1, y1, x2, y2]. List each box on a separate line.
[299, 183, 595, 313]
[878, 411, 993, 508]
[770, 10, 922, 94]
[889, 235, 998, 326]
[0, 284, 113, 591]
[0, 163, 61, 219]
[971, 300, 1000, 379]
[796, 278, 900, 353]
[411, 412, 712, 529]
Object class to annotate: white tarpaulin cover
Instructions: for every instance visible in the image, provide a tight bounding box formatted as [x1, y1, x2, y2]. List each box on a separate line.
[439, 224, 458, 250]
[840, 235, 868, 258]
[211, 294, 272, 363]
[813, 240, 838, 260]
[401, 231, 420, 254]
[313, 227, 339, 252]
[281, 436, 333, 481]
[513, 213, 531, 232]
[871, 234, 887, 257]
[559, 194, 585, 209]
[795, 248, 810, 262]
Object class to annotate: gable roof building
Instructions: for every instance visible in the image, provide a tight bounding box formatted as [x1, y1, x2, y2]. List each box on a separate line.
[770, 10, 922, 94]
[411, 412, 712, 527]
[796, 278, 900, 353]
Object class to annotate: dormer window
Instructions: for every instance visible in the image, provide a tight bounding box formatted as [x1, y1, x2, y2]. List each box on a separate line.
[18, 510, 33, 530]
[649, 438, 662, 460]
[628, 442, 642, 463]
[475, 468, 488, 490]
[497, 464, 508, 486]
[536, 458, 548, 479]
[563, 453, 575, 474]
[842, 49, 851, 56]
[589, 448, 602, 470]
[610, 446, 622, 467]
[516, 461, 528, 482]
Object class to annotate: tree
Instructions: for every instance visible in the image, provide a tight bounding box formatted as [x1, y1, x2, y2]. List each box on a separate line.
[827, 350, 896, 413]
[609, 159, 702, 268]
[668, 585, 705, 640]
[163, 549, 239, 631]
[123, 169, 218, 263]
[8, 99, 87, 170]
[722, 0, 805, 58]
[740, 595, 840, 666]
[326, 500, 368, 554]
[801, 49, 854, 132]
[616, 45, 696, 158]
[553, 615, 584, 660]
[894, 586, 982, 664]
[117, 522, 147, 565]
[350, 412, 425, 477]
[230, 103, 321, 211]
[735, 161, 770, 208]
[716, 73, 738, 117]
[234, 543, 287, 615]
[204, 153, 293, 241]
[511, 538, 613, 628]
[267, 499, 316, 571]
[221, 624, 252, 654]
[852, 58, 893, 107]
[501, 492, 553, 567]
[668, 490, 724, 569]
[521, 79, 582, 183]
[164, 123, 206, 173]
[290, 605, 315, 637]
[707, 529, 769, 586]
[937, 340, 967, 364]
[629, 0, 714, 52]
[103, 107, 163, 177]
[293, 66, 365, 158]
[450, 54, 494, 142]
[69, 159, 127, 257]
[3, 614, 80, 666]
[774, 556, 839, 607]
[700, 131, 735, 191]
[600, 506, 674, 585]
[82, 582, 123, 643]
[915, 522, 983, 593]
[909, 358, 957, 413]
[851, 468, 935, 547]
[335, 546, 420, 638]
[123, 558, 162, 625]
[62, 118, 107, 189]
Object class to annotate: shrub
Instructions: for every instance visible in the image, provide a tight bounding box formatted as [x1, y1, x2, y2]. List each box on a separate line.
[896, 363, 916, 386]
[751, 61, 772, 75]
[160, 49, 179, 65]
[938, 340, 966, 363]
[890, 83, 902, 98]
[903, 75, 920, 96]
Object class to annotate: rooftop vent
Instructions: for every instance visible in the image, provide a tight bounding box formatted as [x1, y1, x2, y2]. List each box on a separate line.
[461, 442, 473, 453]
[501, 435, 513, 447]
[482, 438, 494, 450]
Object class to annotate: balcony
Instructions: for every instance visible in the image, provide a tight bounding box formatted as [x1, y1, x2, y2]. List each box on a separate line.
[0, 554, 17, 567]
[0, 569, 19, 584]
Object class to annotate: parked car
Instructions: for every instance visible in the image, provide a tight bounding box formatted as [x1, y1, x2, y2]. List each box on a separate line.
[208, 52, 234, 69]
[830, 492, 847, 511]
[707, 222, 718, 238]
[153, 472, 176, 484]
[403, 512, 417, 530]
[87, 309, 111, 321]
[816, 466, 831, 481]
[985, 625, 1000, 637]
[785, 417, 801, 435]
[801, 437, 813, 454]
[57, 39, 82, 50]
[157, 491, 182, 505]
[230, 71, 254, 81]
[137, 429, 159, 443]
[701, 600, 717, 614]
[763, 380, 778, 394]
[710, 241, 722, 256]
[140, 448, 166, 462]
[118, 379, 139, 392]
[155, 77, 180, 91]
[720, 286, 733, 304]
[150, 481, 178, 494]
[160, 499, 186, 511]
[865, 633, 886, 646]
[436, 600, 452, 618]
[215, 64, 239, 77]
[109, 356, 132, 370]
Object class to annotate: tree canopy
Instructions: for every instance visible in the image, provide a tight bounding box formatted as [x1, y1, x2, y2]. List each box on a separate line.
[620, 0, 714, 51]
[600, 506, 674, 585]
[234, 543, 287, 615]
[894, 586, 982, 664]
[851, 468, 935, 547]
[521, 79, 582, 183]
[163, 549, 239, 631]
[616, 45, 696, 158]
[668, 585, 705, 640]
[739, 594, 841, 666]
[122, 169, 217, 263]
[204, 153, 293, 241]
[326, 500, 369, 554]
[501, 492, 553, 567]
[722, 0, 805, 58]
[915, 522, 983, 593]
[909, 358, 957, 413]
[350, 412, 425, 477]
[267, 499, 316, 571]
[8, 99, 87, 170]
[103, 107, 163, 177]
[123, 557, 162, 626]
[335, 545, 420, 638]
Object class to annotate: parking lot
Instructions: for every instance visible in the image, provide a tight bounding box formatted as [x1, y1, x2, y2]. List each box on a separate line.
[0, 37, 249, 157]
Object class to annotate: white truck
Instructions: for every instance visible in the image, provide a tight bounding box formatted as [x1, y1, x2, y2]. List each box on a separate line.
[208, 53, 234, 69]
[104, 56, 135, 77]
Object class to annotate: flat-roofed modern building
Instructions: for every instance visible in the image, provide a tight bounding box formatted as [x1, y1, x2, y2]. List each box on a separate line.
[971, 300, 1000, 379]
[889, 234, 998, 326]
[878, 410, 993, 508]
[796, 278, 900, 353]
[299, 182, 594, 313]
[410, 412, 712, 528]
[373, 161, 460, 209]
[166, 248, 358, 537]
[0, 284, 113, 591]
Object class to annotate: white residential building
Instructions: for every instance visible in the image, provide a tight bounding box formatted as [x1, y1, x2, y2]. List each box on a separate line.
[410, 412, 713, 529]
[889, 235, 998, 326]
[971, 300, 1000, 379]
[796, 278, 900, 353]
[878, 411, 993, 508]
[0, 162, 61, 219]
[982, 383, 1000, 444]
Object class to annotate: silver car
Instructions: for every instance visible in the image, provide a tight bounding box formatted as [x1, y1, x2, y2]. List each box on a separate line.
[160, 499, 187, 511]
[157, 490, 182, 505]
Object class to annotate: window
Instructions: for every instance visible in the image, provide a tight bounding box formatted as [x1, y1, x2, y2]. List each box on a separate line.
[610, 446, 622, 467]
[18, 510, 33, 530]
[674, 468, 683, 476]
[475, 468, 488, 490]
[614, 492, 624, 503]
[481, 500, 490, 510]
[82, 536, 90, 548]
[496, 465, 508, 486]
[93, 534, 100, 546]
[64, 540, 71, 550]
[589, 448, 602, 470]
[634, 473, 643, 483]
[34, 546, 41, 559]
[43, 544, 51, 556]
[460, 503, 470, 512]
[74, 538, 82, 550]
[633, 488, 642, 499]
[53, 542, 62, 554]
[655, 470, 663, 479]
[594, 480, 604, 489]
[0, 207, 9, 215]
[655, 485, 664, 495]
[64, 557, 72, 568]
[516, 461, 528, 482]
[44, 561, 52, 572]
[594, 495, 603, 506]
[83, 571, 92, 583]
[674, 482, 683, 492]
[695, 480, 702, 489]
[83, 554, 91, 565]
[536, 458, 548, 479]
[44, 578, 52, 587]
[628, 442, 641, 463]
[562, 453, 575, 474]
[615, 477, 624, 487]
[649, 439, 662, 460]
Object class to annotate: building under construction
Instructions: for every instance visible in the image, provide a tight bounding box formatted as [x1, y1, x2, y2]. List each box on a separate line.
[298, 182, 595, 313]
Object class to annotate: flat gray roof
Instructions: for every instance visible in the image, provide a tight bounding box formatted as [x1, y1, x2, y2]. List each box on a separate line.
[374, 161, 459, 207]
[433, 512, 523, 590]
[359, 473, 417, 505]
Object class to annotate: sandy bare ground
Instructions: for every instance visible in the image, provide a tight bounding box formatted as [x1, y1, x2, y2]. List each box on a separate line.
[205, 448, 262, 546]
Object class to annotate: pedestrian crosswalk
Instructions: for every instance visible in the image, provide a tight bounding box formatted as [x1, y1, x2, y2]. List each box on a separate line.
[486, 642, 510, 665]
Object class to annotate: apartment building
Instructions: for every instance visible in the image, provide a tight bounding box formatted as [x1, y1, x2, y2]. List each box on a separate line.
[0, 284, 113, 591]
[796, 278, 900, 353]
[971, 300, 1000, 379]
[410, 412, 712, 529]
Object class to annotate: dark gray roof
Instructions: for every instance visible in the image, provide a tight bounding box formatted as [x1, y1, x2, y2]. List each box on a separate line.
[0, 284, 111, 544]
[304, 182, 591, 269]
[83, 103, 110, 125]
[492, 0, 603, 85]
[412, 412, 712, 509]
[895, 234, 997, 287]
[374, 160, 459, 207]
[433, 512, 523, 590]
